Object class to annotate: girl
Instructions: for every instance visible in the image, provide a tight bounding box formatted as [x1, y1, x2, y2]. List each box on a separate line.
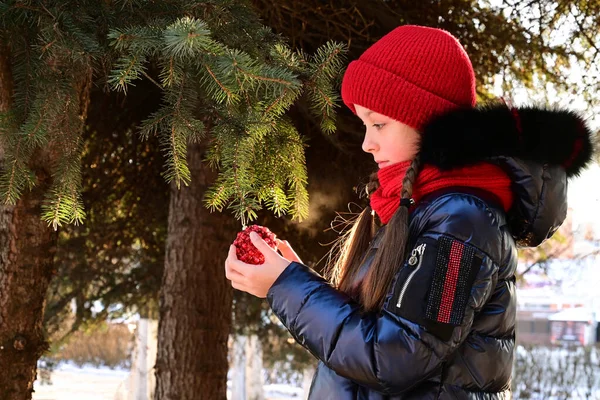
[225, 25, 594, 399]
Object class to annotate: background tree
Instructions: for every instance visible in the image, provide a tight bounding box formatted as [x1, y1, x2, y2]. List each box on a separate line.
[0, 1, 347, 399]
[45, 80, 168, 347]
[251, 0, 600, 117]
[0, 8, 92, 399]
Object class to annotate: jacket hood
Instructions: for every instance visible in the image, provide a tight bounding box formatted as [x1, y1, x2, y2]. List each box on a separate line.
[419, 103, 596, 247]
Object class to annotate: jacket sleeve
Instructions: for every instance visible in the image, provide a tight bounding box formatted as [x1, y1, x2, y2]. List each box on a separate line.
[266, 196, 501, 396]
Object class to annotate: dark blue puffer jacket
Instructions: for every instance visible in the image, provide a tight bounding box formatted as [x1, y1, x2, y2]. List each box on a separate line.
[266, 105, 594, 399]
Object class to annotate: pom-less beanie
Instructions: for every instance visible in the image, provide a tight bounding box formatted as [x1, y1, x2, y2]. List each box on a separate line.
[341, 25, 476, 130]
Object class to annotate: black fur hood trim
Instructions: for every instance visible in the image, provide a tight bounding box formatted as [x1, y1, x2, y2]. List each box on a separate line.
[419, 103, 596, 178]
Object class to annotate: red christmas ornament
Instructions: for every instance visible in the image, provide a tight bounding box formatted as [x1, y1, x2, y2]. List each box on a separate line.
[233, 225, 278, 265]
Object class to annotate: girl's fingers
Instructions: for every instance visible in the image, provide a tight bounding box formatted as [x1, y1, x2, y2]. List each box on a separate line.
[226, 245, 254, 293]
[225, 262, 245, 281]
[226, 245, 257, 278]
[229, 244, 238, 260]
[231, 281, 248, 291]
[226, 245, 245, 280]
[276, 239, 302, 263]
[231, 280, 251, 293]
[226, 260, 249, 290]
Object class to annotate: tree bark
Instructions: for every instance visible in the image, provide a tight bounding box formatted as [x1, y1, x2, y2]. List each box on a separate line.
[129, 318, 159, 400]
[0, 42, 92, 400]
[155, 141, 238, 400]
[230, 335, 246, 400]
[0, 166, 57, 400]
[0, 39, 56, 400]
[302, 366, 316, 400]
[245, 334, 265, 400]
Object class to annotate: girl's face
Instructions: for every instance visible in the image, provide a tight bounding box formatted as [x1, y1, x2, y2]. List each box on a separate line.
[355, 104, 421, 169]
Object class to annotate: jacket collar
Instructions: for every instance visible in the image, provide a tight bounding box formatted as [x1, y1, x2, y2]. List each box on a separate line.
[416, 104, 594, 247]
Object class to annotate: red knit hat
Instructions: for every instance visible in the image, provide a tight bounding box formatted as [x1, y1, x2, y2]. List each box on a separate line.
[341, 25, 476, 131]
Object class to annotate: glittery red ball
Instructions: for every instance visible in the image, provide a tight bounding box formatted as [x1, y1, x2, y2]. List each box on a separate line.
[233, 225, 278, 265]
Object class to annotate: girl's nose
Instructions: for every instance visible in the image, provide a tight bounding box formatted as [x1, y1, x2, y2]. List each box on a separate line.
[362, 132, 378, 153]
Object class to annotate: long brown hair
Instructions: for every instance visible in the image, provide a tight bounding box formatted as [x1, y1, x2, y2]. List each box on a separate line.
[323, 156, 422, 312]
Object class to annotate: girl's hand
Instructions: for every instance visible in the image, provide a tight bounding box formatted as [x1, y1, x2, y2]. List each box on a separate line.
[225, 231, 294, 298]
[276, 238, 303, 264]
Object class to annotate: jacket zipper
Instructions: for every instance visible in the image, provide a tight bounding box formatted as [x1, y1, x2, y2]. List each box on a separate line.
[396, 243, 427, 308]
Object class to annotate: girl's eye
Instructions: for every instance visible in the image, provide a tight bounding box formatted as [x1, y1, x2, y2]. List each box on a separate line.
[373, 123, 385, 130]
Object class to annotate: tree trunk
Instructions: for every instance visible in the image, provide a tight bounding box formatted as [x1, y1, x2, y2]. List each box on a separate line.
[0, 40, 57, 400]
[155, 141, 238, 400]
[230, 334, 265, 400]
[245, 334, 265, 400]
[302, 366, 316, 400]
[129, 318, 159, 400]
[0, 41, 92, 400]
[230, 335, 246, 400]
[0, 166, 57, 400]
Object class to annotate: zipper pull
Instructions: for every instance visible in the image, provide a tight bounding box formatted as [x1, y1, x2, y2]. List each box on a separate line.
[396, 243, 428, 309]
[407, 243, 426, 266]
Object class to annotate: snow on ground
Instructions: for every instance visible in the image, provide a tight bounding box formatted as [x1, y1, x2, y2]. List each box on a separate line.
[263, 384, 303, 399]
[32, 363, 303, 400]
[31, 360, 600, 400]
[33, 363, 129, 400]
[37, 352, 600, 400]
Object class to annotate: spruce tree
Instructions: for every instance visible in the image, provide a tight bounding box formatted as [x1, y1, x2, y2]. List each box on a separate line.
[0, 1, 346, 398]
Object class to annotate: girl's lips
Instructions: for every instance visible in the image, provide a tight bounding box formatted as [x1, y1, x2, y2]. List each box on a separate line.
[377, 161, 389, 168]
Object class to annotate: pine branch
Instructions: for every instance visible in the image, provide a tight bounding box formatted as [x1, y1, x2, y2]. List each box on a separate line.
[108, 26, 164, 54]
[163, 17, 215, 59]
[1, 0, 349, 226]
[139, 107, 172, 141]
[108, 52, 147, 93]
[159, 56, 182, 87]
[203, 63, 239, 105]
[0, 96, 52, 205]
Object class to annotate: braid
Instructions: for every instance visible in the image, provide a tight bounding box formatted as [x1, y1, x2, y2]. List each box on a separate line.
[360, 155, 422, 311]
[400, 156, 422, 200]
[366, 171, 380, 198]
[366, 171, 380, 235]
[330, 156, 423, 311]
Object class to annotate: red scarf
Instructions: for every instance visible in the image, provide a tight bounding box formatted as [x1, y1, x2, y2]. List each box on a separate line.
[369, 161, 514, 224]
